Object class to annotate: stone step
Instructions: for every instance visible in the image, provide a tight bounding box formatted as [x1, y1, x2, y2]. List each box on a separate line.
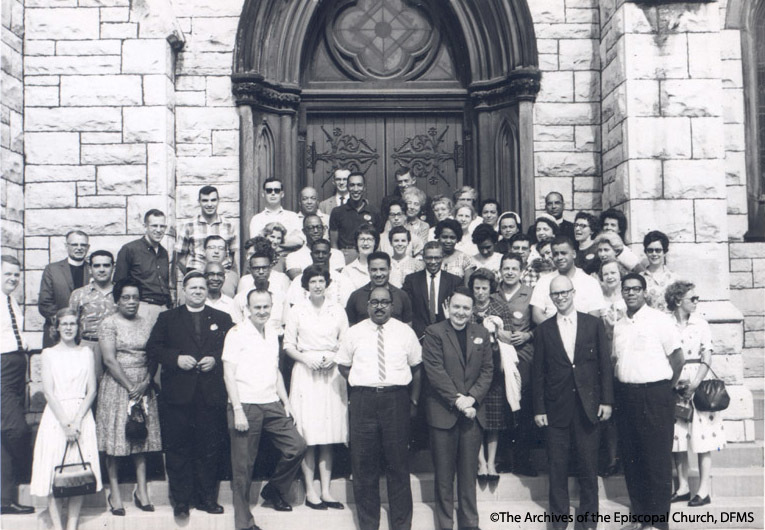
[1, 496, 763, 530]
[17, 466, 763, 509]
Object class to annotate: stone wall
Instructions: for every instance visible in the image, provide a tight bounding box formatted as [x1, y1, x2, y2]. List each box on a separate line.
[730, 242, 765, 385]
[1, 0, 24, 259]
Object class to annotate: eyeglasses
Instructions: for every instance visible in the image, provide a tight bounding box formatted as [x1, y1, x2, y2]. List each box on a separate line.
[686, 296, 700, 303]
[264, 187, 282, 194]
[357, 237, 376, 244]
[67, 243, 89, 248]
[204, 272, 225, 278]
[91, 263, 112, 268]
[622, 286, 644, 294]
[368, 299, 392, 308]
[251, 265, 270, 272]
[389, 212, 405, 217]
[550, 289, 573, 299]
[645, 247, 664, 254]
[574, 223, 590, 229]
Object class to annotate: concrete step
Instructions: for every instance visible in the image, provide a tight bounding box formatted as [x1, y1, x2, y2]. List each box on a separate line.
[1, 496, 762, 530]
[16, 466, 763, 509]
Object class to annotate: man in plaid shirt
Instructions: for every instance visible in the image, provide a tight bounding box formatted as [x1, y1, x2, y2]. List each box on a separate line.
[175, 185, 239, 277]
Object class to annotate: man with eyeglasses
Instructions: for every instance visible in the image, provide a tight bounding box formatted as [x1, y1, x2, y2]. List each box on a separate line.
[285, 214, 345, 280]
[530, 235, 606, 325]
[204, 261, 240, 323]
[337, 286, 422, 530]
[329, 172, 380, 264]
[612, 273, 683, 530]
[249, 177, 301, 241]
[114, 209, 172, 327]
[203, 235, 238, 298]
[344, 251, 413, 326]
[532, 275, 613, 530]
[319, 167, 351, 216]
[38, 230, 91, 347]
[68, 250, 117, 379]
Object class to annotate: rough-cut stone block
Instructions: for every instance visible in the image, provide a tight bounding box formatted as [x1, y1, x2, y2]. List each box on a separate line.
[730, 258, 752, 273]
[80, 0, 129, 5]
[2, 72, 23, 113]
[77, 195, 126, 208]
[721, 57, 743, 89]
[730, 242, 765, 259]
[175, 51, 233, 76]
[727, 214, 748, 241]
[537, 39, 557, 55]
[24, 86, 59, 107]
[143, 75, 173, 106]
[25, 132, 79, 164]
[55, 39, 121, 55]
[206, 76, 234, 106]
[24, 271, 44, 305]
[177, 143, 212, 157]
[723, 88, 745, 124]
[703, 353, 743, 384]
[535, 152, 599, 177]
[559, 39, 599, 70]
[26, 75, 59, 86]
[566, 8, 598, 24]
[60, 75, 142, 106]
[26, 208, 125, 235]
[537, 71, 574, 102]
[25, 8, 100, 40]
[80, 132, 123, 145]
[627, 159, 662, 199]
[534, 177, 573, 209]
[663, 159, 725, 199]
[724, 123, 746, 152]
[625, 79, 659, 116]
[574, 126, 598, 151]
[528, 0, 565, 23]
[81, 144, 146, 165]
[25, 182, 76, 208]
[26, 107, 122, 132]
[745, 316, 765, 332]
[694, 199, 727, 242]
[625, 33, 688, 80]
[26, 165, 94, 182]
[534, 23, 597, 39]
[126, 195, 171, 234]
[573, 191, 600, 210]
[721, 386, 754, 421]
[25, 55, 121, 75]
[99, 22, 137, 39]
[25, 249, 51, 271]
[176, 107, 238, 139]
[690, 117, 725, 159]
[176, 75, 206, 91]
[190, 16, 238, 52]
[660, 79, 722, 118]
[123, 106, 168, 143]
[573, 176, 601, 192]
[146, 143, 170, 195]
[176, 156, 239, 182]
[122, 39, 169, 74]
[533, 103, 599, 125]
[176, 91, 206, 106]
[730, 272, 753, 289]
[730, 288, 765, 318]
[666, 242, 731, 299]
[630, 200, 695, 242]
[100, 7, 129, 22]
[626, 117, 691, 159]
[539, 54, 559, 71]
[173, 0, 243, 17]
[25, 237, 50, 250]
[534, 126, 575, 142]
[97, 165, 146, 195]
[726, 185, 747, 215]
[25, 40, 55, 55]
[574, 71, 600, 102]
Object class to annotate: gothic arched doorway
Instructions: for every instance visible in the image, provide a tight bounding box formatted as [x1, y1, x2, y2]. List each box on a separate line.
[233, 0, 540, 240]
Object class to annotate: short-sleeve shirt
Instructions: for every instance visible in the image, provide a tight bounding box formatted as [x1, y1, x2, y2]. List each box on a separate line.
[249, 208, 302, 240]
[530, 268, 607, 318]
[336, 318, 422, 387]
[329, 200, 380, 249]
[68, 281, 116, 341]
[613, 304, 682, 384]
[175, 214, 238, 271]
[285, 245, 346, 275]
[222, 319, 280, 404]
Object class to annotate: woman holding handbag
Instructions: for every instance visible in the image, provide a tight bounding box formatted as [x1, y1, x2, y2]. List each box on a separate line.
[95, 278, 161, 515]
[29, 307, 102, 530]
[666, 280, 726, 507]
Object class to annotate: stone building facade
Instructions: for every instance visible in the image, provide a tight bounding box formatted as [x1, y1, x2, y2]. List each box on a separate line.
[0, 0, 762, 440]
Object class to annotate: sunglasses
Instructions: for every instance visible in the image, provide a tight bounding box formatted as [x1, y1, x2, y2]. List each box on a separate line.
[687, 296, 700, 303]
[264, 187, 282, 194]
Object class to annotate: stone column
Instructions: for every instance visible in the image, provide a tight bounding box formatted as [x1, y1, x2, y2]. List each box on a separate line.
[600, 0, 753, 440]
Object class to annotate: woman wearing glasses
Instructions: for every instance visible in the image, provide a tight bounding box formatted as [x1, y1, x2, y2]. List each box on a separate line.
[641, 230, 676, 312]
[665, 280, 724, 507]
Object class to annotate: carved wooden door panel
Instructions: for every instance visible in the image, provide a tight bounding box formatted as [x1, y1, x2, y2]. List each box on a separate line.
[306, 114, 463, 208]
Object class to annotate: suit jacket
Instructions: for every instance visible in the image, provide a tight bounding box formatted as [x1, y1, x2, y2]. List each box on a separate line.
[402, 270, 462, 340]
[319, 196, 341, 217]
[38, 259, 91, 346]
[531, 312, 613, 428]
[422, 320, 494, 430]
[527, 218, 575, 242]
[146, 305, 234, 406]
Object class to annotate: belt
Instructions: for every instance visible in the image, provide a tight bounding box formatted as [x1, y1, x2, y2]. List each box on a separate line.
[617, 379, 671, 388]
[353, 385, 407, 393]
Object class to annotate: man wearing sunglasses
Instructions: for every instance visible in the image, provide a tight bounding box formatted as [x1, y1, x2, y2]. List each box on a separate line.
[612, 273, 684, 530]
[248, 177, 301, 241]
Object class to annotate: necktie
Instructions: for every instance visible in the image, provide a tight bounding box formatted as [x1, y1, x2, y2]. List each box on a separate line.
[340, 195, 346, 206]
[377, 325, 386, 383]
[7, 296, 23, 351]
[428, 274, 437, 324]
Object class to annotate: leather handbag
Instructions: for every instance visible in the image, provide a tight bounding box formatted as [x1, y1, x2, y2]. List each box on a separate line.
[692, 361, 730, 412]
[125, 400, 148, 442]
[52, 440, 97, 498]
[675, 398, 694, 422]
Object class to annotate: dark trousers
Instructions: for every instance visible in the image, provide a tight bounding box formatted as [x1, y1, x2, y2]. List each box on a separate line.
[228, 402, 306, 530]
[429, 417, 482, 530]
[349, 386, 413, 530]
[615, 381, 674, 530]
[546, 402, 599, 529]
[511, 358, 536, 469]
[1, 352, 29, 506]
[160, 392, 226, 507]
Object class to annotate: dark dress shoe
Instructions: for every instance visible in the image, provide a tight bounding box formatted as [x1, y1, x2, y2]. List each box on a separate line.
[305, 499, 327, 510]
[134, 491, 155, 512]
[487, 473, 500, 484]
[107, 494, 125, 516]
[195, 502, 224, 514]
[260, 484, 292, 512]
[173, 503, 190, 517]
[0, 502, 35, 515]
[670, 491, 691, 503]
[321, 500, 344, 510]
[688, 495, 711, 507]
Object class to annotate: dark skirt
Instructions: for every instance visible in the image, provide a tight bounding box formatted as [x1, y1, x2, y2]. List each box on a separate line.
[483, 379, 510, 432]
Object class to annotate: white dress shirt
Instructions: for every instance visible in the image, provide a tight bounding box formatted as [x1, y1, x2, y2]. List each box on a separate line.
[530, 268, 607, 318]
[1, 294, 27, 354]
[285, 246, 345, 275]
[249, 207, 302, 239]
[336, 318, 422, 387]
[556, 310, 577, 363]
[222, 319, 280, 404]
[206, 294, 241, 324]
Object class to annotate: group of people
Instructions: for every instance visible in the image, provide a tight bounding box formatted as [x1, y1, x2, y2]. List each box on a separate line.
[0, 168, 727, 530]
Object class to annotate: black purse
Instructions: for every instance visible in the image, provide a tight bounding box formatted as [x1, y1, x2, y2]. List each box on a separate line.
[125, 401, 148, 442]
[52, 440, 97, 498]
[692, 361, 730, 412]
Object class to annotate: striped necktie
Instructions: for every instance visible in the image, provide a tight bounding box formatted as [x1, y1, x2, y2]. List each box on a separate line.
[7, 296, 23, 351]
[377, 325, 386, 383]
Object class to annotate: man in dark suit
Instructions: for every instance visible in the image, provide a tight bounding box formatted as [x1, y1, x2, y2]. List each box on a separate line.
[38, 230, 91, 347]
[402, 241, 462, 340]
[319, 167, 350, 217]
[527, 192, 575, 241]
[146, 270, 234, 518]
[532, 275, 613, 530]
[422, 287, 493, 530]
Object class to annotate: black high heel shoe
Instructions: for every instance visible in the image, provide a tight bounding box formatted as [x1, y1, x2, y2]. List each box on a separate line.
[108, 494, 125, 516]
[134, 490, 155, 512]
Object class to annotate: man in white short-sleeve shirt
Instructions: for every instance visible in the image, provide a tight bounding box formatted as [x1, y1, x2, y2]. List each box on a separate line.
[530, 236, 606, 324]
[222, 289, 306, 530]
[336, 286, 421, 530]
[248, 177, 302, 239]
[611, 273, 683, 530]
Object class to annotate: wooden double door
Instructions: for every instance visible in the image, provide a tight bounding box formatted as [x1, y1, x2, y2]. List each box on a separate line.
[305, 113, 464, 207]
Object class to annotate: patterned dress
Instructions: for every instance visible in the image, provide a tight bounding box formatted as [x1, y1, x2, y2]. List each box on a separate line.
[441, 250, 475, 279]
[672, 314, 726, 454]
[95, 313, 162, 456]
[641, 267, 676, 313]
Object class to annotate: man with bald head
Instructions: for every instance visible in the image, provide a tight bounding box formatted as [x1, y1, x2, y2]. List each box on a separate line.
[284, 187, 331, 251]
[320, 168, 351, 216]
[204, 262, 240, 323]
[532, 275, 613, 530]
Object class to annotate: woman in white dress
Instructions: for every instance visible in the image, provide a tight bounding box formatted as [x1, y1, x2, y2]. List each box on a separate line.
[283, 265, 349, 510]
[667, 280, 725, 507]
[30, 308, 102, 530]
